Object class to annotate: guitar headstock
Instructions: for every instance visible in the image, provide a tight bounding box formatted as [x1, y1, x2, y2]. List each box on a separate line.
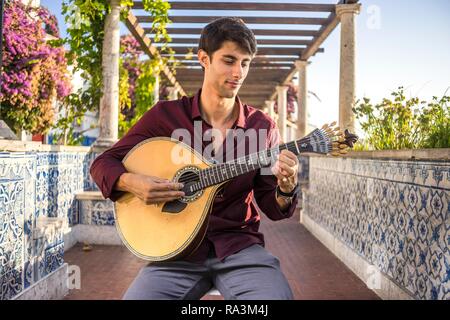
[320, 122, 359, 157]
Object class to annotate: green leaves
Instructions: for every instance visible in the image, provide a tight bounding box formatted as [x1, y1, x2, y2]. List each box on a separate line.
[56, 0, 172, 145]
[353, 87, 450, 150]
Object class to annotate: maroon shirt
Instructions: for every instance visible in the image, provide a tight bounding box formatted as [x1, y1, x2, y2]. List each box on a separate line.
[90, 89, 298, 263]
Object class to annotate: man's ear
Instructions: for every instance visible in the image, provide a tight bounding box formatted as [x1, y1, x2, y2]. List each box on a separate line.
[197, 49, 209, 69]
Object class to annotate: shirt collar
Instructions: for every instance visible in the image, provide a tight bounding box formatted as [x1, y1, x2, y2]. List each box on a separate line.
[191, 89, 247, 129]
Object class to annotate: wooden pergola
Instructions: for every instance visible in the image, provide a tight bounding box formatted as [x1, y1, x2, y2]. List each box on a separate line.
[94, 0, 361, 148]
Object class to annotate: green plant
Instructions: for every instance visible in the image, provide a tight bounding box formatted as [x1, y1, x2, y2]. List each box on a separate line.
[0, 1, 71, 134]
[417, 95, 450, 148]
[353, 87, 450, 150]
[55, 0, 172, 144]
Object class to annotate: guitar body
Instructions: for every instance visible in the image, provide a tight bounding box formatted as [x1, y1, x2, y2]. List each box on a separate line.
[112, 123, 358, 262]
[114, 137, 222, 262]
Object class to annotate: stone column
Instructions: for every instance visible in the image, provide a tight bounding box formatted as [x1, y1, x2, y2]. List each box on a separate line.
[166, 86, 179, 100]
[94, 0, 121, 148]
[276, 85, 288, 143]
[295, 60, 308, 139]
[336, 3, 361, 133]
[265, 100, 275, 120]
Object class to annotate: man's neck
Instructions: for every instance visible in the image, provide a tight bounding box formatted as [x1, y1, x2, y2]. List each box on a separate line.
[199, 85, 237, 127]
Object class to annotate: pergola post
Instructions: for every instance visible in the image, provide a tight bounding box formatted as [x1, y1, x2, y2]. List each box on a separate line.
[94, 0, 121, 148]
[295, 60, 308, 139]
[153, 71, 160, 103]
[166, 86, 179, 100]
[336, 3, 361, 133]
[265, 100, 275, 120]
[276, 85, 288, 143]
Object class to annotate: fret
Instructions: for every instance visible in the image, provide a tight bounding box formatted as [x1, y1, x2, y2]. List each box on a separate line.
[229, 164, 235, 179]
[253, 153, 259, 169]
[248, 154, 255, 170]
[205, 169, 211, 186]
[237, 162, 243, 175]
[258, 150, 270, 167]
[293, 140, 300, 154]
[208, 168, 213, 185]
[216, 164, 224, 182]
[212, 166, 218, 184]
[222, 164, 229, 180]
[270, 147, 279, 165]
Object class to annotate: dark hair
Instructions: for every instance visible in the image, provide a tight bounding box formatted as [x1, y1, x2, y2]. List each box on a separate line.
[198, 17, 257, 59]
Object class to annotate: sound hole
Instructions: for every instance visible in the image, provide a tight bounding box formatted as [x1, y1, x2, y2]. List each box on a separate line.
[175, 168, 203, 201]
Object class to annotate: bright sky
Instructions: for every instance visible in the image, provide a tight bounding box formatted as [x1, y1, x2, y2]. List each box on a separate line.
[41, 0, 450, 131]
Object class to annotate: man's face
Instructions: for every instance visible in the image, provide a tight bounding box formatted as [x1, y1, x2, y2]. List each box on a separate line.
[199, 41, 253, 99]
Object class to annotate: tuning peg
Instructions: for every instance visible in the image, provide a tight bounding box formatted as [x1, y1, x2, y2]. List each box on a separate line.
[338, 136, 345, 143]
[339, 149, 348, 154]
[339, 144, 348, 149]
[329, 121, 337, 127]
[321, 124, 329, 130]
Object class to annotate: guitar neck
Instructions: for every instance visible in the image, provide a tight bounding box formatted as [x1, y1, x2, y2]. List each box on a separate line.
[193, 129, 327, 191]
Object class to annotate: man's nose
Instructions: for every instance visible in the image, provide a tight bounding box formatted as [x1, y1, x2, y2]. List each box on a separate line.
[232, 64, 244, 79]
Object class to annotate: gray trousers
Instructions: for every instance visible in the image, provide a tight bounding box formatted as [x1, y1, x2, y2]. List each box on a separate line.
[123, 244, 293, 300]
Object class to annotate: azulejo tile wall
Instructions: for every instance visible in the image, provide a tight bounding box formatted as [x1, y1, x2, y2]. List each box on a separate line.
[303, 156, 450, 300]
[0, 150, 96, 300]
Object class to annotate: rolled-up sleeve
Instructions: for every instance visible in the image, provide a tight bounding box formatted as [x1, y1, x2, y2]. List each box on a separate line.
[90, 103, 163, 202]
[252, 124, 298, 220]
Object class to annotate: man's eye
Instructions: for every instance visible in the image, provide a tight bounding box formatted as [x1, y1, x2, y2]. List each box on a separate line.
[225, 60, 233, 64]
[242, 64, 248, 68]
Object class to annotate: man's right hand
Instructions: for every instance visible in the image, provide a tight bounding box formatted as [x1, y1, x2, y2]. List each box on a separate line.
[116, 173, 185, 205]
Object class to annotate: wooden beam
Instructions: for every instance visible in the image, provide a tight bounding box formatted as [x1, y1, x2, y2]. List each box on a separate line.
[153, 38, 314, 46]
[301, 13, 340, 60]
[147, 28, 320, 37]
[176, 68, 289, 76]
[137, 16, 328, 25]
[181, 82, 279, 90]
[175, 73, 288, 82]
[134, 2, 335, 12]
[124, 12, 186, 96]
[268, 5, 343, 101]
[166, 47, 307, 56]
[164, 56, 300, 62]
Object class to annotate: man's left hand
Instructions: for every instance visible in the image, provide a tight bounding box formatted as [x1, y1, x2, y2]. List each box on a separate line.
[272, 149, 299, 193]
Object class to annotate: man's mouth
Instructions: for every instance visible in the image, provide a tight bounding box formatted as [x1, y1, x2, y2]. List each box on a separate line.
[226, 80, 241, 88]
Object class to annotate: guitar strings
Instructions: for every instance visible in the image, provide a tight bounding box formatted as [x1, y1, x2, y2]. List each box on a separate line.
[174, 133, 337, 185]
[174, 131, 338, 184]
[176, 135, 334, 184]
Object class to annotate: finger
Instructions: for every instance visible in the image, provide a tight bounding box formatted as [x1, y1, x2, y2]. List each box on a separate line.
[150, 176, 170, 183]
[272, 165, 285, 181]
[279, 162, 295, 176]
[149, 191, 185, 199]
[152, 182, 184, 191]
[280, 149, 298, 159]
[278, 154, 297, 167]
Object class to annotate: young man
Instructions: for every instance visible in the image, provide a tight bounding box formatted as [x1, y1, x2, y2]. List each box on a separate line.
[90, 17, 300, 300]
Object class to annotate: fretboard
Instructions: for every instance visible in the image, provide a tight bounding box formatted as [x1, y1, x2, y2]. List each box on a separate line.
[190, 135, 316, 192]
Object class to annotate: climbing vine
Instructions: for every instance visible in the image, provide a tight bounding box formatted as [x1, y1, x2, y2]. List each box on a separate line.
[53, 0, 172, 144]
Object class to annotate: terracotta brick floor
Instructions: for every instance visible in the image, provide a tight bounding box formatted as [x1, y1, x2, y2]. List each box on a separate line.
[64, 209, 380, 300]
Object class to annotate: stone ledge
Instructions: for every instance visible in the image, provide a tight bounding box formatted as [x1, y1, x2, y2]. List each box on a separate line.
[65, 224, 122, 247]
[13, 263, 69, 300]
[75, 190, 105, 201]
[345, 148, 450, 160]
[301, 212, 415, 300]
[0, 140, 91, 153]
